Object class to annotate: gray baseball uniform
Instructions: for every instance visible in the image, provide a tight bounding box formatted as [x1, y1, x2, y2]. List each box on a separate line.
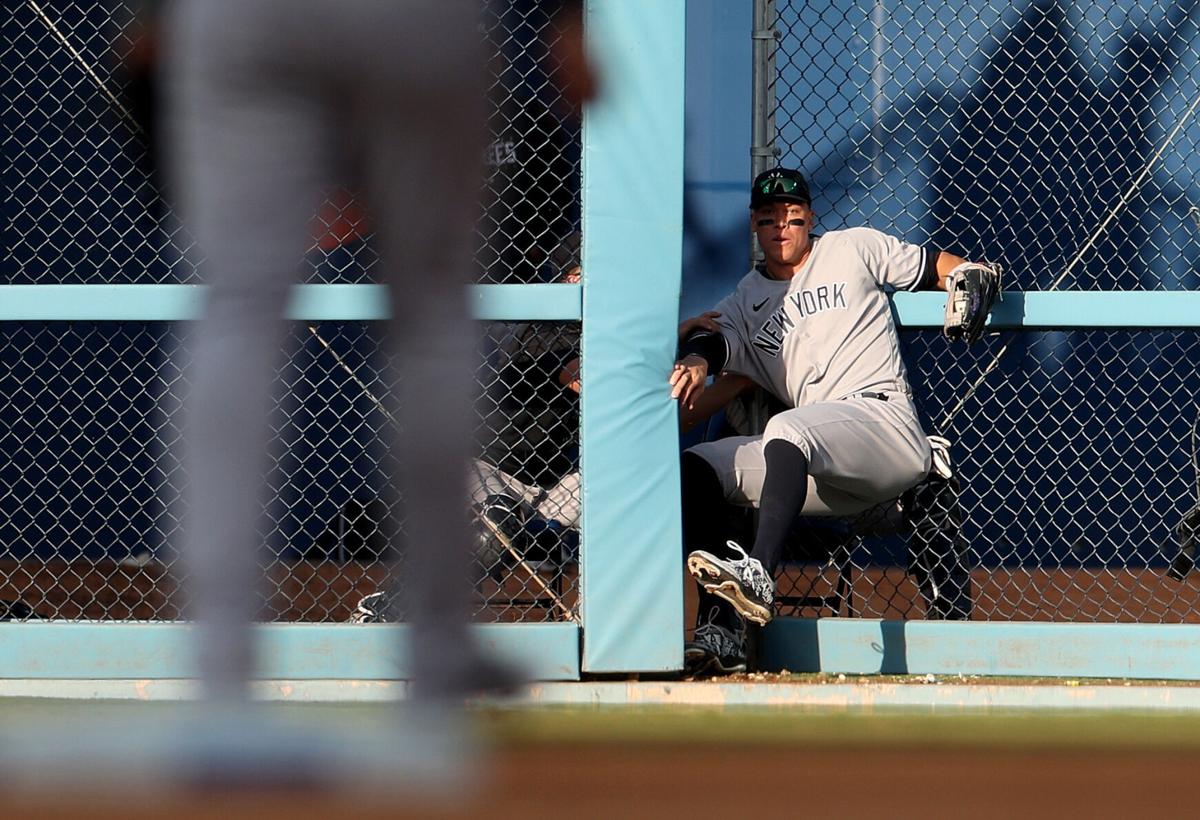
[164, 0, 508, 703]
[689, 227, 932, 515]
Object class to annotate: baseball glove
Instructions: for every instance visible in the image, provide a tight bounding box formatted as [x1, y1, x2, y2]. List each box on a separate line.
[943, 261, 1002, 345]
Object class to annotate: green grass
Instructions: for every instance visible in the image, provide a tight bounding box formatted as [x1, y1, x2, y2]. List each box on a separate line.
[481, 706, 1200, 750]
[5, 697, 1200, 752]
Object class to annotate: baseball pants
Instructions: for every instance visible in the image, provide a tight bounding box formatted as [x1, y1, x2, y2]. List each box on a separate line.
[469, 460, 581, 529]
[687, 391, 932, 515]
[165, 0, 486, 700]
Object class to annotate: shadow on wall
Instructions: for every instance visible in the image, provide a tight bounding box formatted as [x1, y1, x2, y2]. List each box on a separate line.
[770, 0, 1200, 573]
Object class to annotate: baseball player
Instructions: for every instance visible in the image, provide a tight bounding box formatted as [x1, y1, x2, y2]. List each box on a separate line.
[671, 167, 999, 675]
[160, 0, 592, 706]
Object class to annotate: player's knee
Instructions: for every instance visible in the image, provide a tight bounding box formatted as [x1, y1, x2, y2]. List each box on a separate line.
[890, 445, 931, 499]
[761, 416, 813, 459]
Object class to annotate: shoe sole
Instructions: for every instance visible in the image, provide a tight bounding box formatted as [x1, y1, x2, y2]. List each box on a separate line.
[686, 554, 773, 626]
[683, 650, 716, 677]
[683, 648, 746, 677]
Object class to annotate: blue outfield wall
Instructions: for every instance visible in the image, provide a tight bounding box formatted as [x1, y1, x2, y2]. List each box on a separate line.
[0, 622, 580, 681]
[0, 284, 583, 322]
[4, 0, 1200, 685]
[8, 618, 1200, 683]
[4, 285, 1199, 682]
[760, 619, 1200, 681]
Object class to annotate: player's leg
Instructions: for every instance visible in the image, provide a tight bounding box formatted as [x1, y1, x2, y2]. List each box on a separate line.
[749, 439, 811, 578]
[686, 396, 931, 624]
[467, 459, 541, 575]
[683, 435, 830, 626]
[768, 395, 929, 498]
[745, 395, 928, 579]
[536, 470, 580, 530]
[163, 0, 335, 702]
[680, 448, 750, 673]
[354, 2, 519, 699]
[521, 471, 581, 564]
[469, 459, 539, 509]
[904, 468, 973, 619]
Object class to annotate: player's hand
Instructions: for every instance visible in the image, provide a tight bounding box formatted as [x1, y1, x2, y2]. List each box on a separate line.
[677, 311, 721, 342]
[669, 354, 708, 409]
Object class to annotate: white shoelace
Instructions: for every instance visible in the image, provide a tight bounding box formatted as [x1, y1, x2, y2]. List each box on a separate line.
[725, 540, 773, 601]
[694, 623, 743, 656]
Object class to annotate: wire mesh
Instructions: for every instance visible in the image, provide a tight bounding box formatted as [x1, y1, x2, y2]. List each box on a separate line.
[769, 0, 1200, 291]
[1, 0, 582, 622]
[0, 320, 582, 622]
[764, 0, 1200, 621]
[4, 1, 581, 285]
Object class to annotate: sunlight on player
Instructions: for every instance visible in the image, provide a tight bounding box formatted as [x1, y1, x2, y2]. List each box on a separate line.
[670, 167, 999, 676]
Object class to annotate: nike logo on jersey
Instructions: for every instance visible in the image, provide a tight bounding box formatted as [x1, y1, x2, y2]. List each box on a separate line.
[751, 282, 847, 357]
[752, 298, 770, 311]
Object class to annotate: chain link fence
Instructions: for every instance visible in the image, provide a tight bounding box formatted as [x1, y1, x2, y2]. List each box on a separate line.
[762, 0, 1200, 621]
[1, 1, 581, 622]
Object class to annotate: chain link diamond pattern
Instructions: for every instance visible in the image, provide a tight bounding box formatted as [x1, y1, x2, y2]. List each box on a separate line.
[767, 1, 1200, 621]
[1, 1, 581, 622]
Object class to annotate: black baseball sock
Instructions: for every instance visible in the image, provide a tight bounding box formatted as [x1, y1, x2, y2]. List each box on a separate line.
[751, 439, 809, 574]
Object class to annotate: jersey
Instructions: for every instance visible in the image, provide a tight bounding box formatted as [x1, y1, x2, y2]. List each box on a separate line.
[712, 227, 928, 408]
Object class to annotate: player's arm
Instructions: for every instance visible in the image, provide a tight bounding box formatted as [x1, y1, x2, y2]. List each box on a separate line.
[864, 228, 1000, 343]
[927, 251, 968, 291]
[903, 248, 968, 291]
[678, 310, 721, 339]
[931, 253, 1004, 345]
[670, 325, 729, 410]
[678, 372, 754, 433]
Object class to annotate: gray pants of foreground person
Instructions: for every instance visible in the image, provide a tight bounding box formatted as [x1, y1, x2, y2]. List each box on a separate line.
[164, 0, 515, 702]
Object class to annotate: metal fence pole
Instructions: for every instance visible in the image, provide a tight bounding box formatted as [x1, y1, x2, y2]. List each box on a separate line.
[750, 0, 777, 264]
[751, 0, 778, 178]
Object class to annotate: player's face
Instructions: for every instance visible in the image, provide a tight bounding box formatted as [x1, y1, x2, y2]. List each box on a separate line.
[753, 202, 812, 266]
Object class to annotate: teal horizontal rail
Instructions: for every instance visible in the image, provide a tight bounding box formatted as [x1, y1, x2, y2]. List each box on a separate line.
[0, 284, 583, 322]
[892, 290, 1200, 329]
[0, 286, 1196, 328]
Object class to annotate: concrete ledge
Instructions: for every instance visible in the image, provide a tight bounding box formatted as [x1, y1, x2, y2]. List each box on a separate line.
[5, 679, 1200, 710]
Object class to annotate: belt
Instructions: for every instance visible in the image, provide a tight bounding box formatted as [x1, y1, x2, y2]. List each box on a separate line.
[843, 391, 889, 402]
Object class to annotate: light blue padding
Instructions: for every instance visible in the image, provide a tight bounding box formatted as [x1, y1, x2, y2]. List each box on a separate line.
[6, 286, 1196, 329]
[0, 284, 581, 322]
[0, 622, 579, 681]
[579, 0, 686, 672]
[760, 619, 1200, 680]
[470, 284, 582, 321]
[891, 290, 1200, 329]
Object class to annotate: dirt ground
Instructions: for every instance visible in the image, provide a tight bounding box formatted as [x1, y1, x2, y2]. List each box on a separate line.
[2, 744, 1196, 819]
[6, 701, 1200, 819]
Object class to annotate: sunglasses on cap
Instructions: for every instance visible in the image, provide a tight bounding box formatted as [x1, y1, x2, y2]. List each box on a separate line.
[757, 176, 804, 197]
[750, 168, 811, 208]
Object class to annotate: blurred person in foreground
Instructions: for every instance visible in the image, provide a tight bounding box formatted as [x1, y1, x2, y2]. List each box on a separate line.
[149, 0, 593, 757]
